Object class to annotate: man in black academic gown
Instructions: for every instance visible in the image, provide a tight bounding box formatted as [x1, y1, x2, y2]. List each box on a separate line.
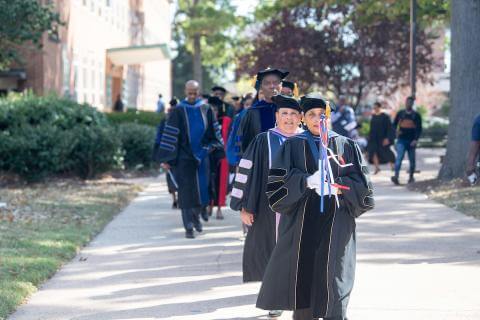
[256, 93, 374, 320]
[156, 80, 224, 239]
[236, 68, 289, 157]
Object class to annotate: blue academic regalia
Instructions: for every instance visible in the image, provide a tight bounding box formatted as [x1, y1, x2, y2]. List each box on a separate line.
[156, 98, 223, 210]
[236, 100, 277, 158]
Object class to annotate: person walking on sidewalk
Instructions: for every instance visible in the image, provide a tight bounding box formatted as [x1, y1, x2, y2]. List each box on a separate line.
[156, 80, 224, 239]
[256, 93, 374, 320]
[391, 96, 422, 185]
[367, 101, 396, 174]
[207, 95, 232, 220]
[230, 95, 303, 319]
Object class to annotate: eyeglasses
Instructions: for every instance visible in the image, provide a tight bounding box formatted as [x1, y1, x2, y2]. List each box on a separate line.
[279, 111, 301, 118]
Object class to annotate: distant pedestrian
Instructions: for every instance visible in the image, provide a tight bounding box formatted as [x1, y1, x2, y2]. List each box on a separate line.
[466, 113, 480, 185]
[207, 96, 232, 220]
[113, 94, 124, 112]
[232, 96, 242, 114]
[211, 85, 235, 118]
[280, 80, 295, 96]
[391, 96, 423, 185]
[331, 95, 358, 139]
[241, 93, 254, 109]
[368, 102, 396, 174]
[156, 94, 165, 114]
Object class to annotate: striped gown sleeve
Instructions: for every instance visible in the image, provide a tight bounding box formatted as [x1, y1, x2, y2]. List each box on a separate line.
[156, 108, 181, 164]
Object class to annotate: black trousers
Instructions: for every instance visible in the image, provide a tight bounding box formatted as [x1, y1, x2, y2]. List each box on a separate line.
[181, 207, 202, 232]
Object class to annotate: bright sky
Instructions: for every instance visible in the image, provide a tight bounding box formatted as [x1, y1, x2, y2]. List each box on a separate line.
[230, 0, 259, 16]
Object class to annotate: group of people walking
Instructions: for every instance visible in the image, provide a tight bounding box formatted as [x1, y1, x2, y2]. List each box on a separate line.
[154, 67, 375, 319]
[366, 97, 423, 185]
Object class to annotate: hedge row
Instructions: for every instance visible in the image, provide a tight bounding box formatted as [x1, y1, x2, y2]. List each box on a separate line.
[0, 93, 158, 181]
[105, 109, 164, 127]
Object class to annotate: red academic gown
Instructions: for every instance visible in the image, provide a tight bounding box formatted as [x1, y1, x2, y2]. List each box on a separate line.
[217, 116, 232, 206]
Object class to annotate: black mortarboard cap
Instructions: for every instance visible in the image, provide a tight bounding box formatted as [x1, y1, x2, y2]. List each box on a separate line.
[272, 94, 301, 112]
[300, 93, 336, 113]
[169, 98, 178, 107]
[254, 68, 289, 89]
[208, 96, 223, 106]
[282, 81, 295, 90]
[211, 86, 227, 93]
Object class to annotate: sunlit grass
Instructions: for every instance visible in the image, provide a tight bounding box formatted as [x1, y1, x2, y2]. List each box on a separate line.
[409, 179, 480, 219]
[0, 181, 141, 319]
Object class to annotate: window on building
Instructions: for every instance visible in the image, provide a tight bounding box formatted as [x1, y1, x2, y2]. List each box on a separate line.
[91, 69, 95, 92]
[83, 67, 88, 90]
[106, 0, 110, 7]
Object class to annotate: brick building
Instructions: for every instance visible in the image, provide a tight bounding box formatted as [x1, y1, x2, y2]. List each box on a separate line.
[0, 0, 173, 111]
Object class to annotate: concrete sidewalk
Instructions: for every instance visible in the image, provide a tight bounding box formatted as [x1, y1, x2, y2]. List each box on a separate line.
[8, 149, 480, 320]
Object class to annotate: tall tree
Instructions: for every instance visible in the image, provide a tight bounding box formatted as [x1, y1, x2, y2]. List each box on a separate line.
[239, 1, 446, 105]
[0, 0, 62, 70]
[175, 0, 242, 90]
[439, 1, 480, 179]
[172, 43, 215, 98]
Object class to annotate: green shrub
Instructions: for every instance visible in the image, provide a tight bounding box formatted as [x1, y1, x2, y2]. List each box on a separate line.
[0, 124, 74, 181]
[68, 126, 123, 178]
[0, 93, 121, 181]
[416, 105, 428, 121]
[106, 110, 164, 127]
[116, 123, 156, 169]
[423, 122, 448, 143]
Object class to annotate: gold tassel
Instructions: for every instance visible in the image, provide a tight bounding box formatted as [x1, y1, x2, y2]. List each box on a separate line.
[293, 82, 299, 98]
[250, 75, 257, 88]
[326, 101, 331, 118]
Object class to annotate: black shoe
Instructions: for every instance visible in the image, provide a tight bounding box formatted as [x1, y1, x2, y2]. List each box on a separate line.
[391, 176, 400, 185]
[172, 201, 178, 209]
[408, 176, 415, 184]
[201, 209, 209, 222]
[268, 310, 282, 318]
[185, 230, 195, 239]
[194, 224, 203, 233]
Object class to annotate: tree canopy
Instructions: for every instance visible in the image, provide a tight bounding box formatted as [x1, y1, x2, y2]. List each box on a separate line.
[237, 0, 449, 104]
[0, 0, 62, 70]
[174, 0, 246, 90]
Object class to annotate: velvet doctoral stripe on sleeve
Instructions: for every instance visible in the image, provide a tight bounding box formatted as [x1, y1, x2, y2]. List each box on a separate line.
[230, 134, 268, 213]
[266, 139, 310, 215]
[156, 108, 181, 164]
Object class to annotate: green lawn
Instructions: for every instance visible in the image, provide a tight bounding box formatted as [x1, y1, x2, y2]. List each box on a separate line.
[0, 180, 141, 319]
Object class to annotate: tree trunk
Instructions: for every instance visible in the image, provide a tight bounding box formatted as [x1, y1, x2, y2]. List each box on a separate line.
[193, 33, 203, 91]
[439, 1, 480, 180]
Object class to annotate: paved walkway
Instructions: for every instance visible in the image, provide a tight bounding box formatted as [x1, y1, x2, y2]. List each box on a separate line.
[9, 149, 480, 320]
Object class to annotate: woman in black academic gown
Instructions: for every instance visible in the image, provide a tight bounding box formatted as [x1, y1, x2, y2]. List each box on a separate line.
[367, 101, 395, 174]
[230, 95, 302, 279]
[256, 93, 374, 320]
[230, 94, 302, 319]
